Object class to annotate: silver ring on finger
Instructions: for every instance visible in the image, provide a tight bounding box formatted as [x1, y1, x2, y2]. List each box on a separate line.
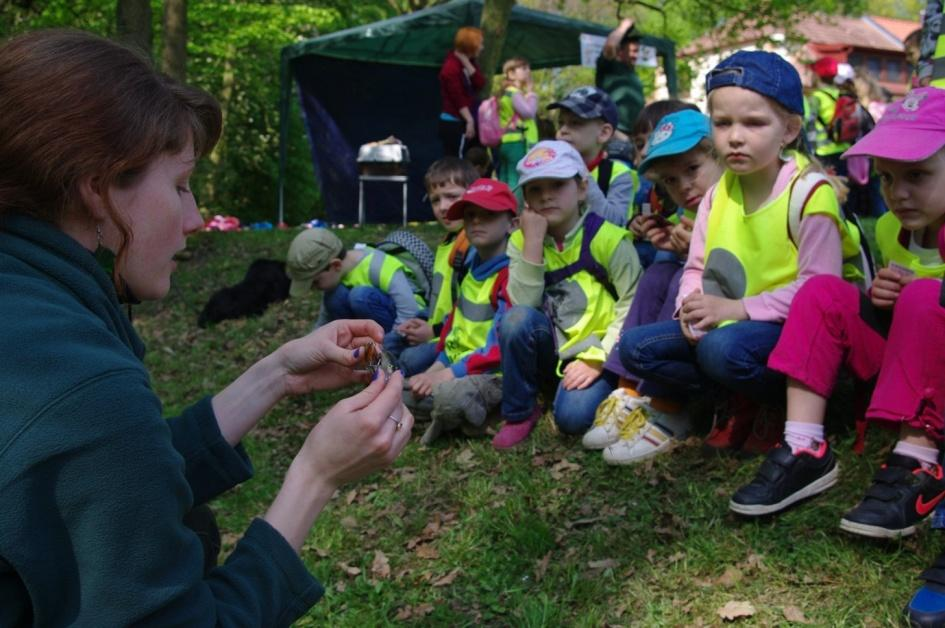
[387, 414, 403, 430]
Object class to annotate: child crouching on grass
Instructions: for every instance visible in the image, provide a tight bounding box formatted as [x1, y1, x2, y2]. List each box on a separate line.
[405, 180, 516, 445]
[492, 140, 640, 449]
[617, 51, 857, 462]
[584, 109, 723, 464]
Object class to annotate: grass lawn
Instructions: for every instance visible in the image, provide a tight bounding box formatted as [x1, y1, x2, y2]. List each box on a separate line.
[135, 219, 940, 626]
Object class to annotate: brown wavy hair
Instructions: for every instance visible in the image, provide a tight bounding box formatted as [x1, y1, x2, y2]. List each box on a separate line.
[0, 29, 222, 294]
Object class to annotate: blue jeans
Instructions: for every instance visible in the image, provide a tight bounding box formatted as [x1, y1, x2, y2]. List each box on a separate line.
[323, 284, 396, 332]
[618, 319, 784, 402]
[499, 305, 617, 434]
[384, 333, 439, 376]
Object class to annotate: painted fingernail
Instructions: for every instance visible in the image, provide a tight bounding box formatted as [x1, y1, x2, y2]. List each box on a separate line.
[353, 347, 360, 358]
[372, 369, 380, 381]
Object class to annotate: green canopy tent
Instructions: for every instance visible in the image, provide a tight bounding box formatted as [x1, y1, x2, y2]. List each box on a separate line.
[278, 0, 677, 224]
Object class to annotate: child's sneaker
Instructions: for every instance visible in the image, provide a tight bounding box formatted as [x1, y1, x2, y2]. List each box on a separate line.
[703, 394, 756, 451]
[492, 407, 541, 450]
[839, 454, 945, 539]
[729, 440, 838, 516]
[907, 551, 945, 627]
[582, 389, 651, 450]
[602, 405, 691, 465]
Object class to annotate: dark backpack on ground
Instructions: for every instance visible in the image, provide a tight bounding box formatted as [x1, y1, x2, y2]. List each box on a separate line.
[376, 230, 436, 305]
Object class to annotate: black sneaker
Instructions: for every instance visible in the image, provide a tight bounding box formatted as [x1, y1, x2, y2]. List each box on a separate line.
[729, 441, 839, 516]
[839, 453, 945, 539]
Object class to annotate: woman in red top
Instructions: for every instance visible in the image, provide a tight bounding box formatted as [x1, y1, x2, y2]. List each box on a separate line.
[438, 26, 486, 157]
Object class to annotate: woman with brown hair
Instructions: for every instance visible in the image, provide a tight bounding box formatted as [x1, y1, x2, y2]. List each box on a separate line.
[437, 25, 485, 157]
[0, 29, 412, 625]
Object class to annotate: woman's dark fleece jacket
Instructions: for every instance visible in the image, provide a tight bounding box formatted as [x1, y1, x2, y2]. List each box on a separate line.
[0, 214, 323, 626]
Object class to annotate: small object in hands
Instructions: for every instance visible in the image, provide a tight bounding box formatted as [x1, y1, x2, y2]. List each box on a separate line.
[361, 342, 396, 383]
[887, 261, 916, 278]
[688, 322, 706, 339]
[387, 414, 404, 430]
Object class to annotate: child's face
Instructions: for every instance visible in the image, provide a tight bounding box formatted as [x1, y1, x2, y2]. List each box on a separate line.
[310, 260, 343, 291]
[709, 86, 799, 177]
[875, 150, 945, 234]
[508, 65, 530, 83]
[556, 110, 612, 159]
[646, 147, 723, 210]
[427, 181, 466, 233]
[463, 206, 514, 250]
[522, 177, 587, 230]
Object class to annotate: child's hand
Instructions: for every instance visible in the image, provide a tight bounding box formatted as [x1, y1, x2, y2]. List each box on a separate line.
[681, 292, 746, 330]
[561, 359, 602, 391]
[870, 267, 907, 309]
[628, 214, 648, 237]
[408, 367, 454, 399]
[644, 217, 675, 251]
[679, 317, 700, 344]
[397, 318, 434, 345]
[520, 207, 549, 242]
[669, 216, 694, 255]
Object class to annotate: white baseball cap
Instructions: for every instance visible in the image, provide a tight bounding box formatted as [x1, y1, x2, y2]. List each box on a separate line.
[515, 140, 589, 188]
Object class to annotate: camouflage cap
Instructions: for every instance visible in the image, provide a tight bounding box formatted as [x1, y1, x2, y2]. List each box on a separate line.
[547, 86, 619, 128]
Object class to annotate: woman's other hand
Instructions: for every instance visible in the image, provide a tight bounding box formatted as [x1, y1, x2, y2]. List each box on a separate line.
[280, 319, 384, 396]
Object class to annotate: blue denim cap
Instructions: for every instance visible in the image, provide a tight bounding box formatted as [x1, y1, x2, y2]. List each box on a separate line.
[705, 50, 804, 115]
[638, 110, 712, 175]
[547, 86, 619, 128]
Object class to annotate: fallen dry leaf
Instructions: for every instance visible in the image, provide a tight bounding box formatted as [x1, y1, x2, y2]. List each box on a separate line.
[646, 549, 657, 564]
[717, 600, 756, 621]
[415, 544, 440, 559]
[371, 550, 391, 580]
[549, 458, 581, 480]
[783, 605, 811, 624]
[588, 558, 619, 570]
[432, 567, 461, 587]
[340, 516, 358, 530]
[336, 561, 361, 577]
[395, 603, 435, 620]
[535, 551, 552, 582]
[666, 551, 686, 565]
[717, 566, 743, 587]
[455, 448, 476, 468]
[345, 489, 358, 505]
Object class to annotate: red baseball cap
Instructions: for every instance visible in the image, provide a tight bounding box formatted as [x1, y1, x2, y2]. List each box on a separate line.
[445, 178, 518, 221]
[810, 57, 838, 81]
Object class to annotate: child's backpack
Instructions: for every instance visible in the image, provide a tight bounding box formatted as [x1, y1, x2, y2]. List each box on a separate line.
[788, 171, 875, 293]
[477, 95, 519, 148]
[376, 230, 436, 304]
[828, 95, 875, 144]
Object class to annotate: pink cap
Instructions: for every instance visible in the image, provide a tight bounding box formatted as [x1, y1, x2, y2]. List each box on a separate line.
[844, 88, 945, 162]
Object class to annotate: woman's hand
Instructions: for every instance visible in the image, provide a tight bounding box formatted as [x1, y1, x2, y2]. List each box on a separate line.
[681, 292, 746, 331]
[279, 319, 384, 396]
[464, 117, 476, 139]
[397, 318, 434, 345]
[298, 371, 413, 488]
[870, 266, 913, 309]
[561, 359, 602, 391]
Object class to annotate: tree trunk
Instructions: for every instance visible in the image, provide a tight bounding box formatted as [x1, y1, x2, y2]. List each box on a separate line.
[161, 0, 187, 81]
[478, 0, 516, 98]
[116, 0, 152, 57]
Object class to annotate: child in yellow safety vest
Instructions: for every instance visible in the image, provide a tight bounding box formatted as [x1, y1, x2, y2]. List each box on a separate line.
[495, 57, 539, 189]
[618, 50, 853, 462]
[549, 86, 640, 229]
[388, 157, 477, 375]
[728, 89, 945, 592]
[585, 109, 724, 464]
[492, 140, 641, 449]
[406, 179, 517, 445]
[285, 227, 425, 332]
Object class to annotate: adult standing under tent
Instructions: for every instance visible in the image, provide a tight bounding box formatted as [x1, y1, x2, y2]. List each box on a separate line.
[595, 18, 645, 142]
[438, 26, 486, 158]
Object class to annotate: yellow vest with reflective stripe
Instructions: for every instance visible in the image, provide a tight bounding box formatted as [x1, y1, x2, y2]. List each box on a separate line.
[430, 237, 459, 327]
[811, 87, 851, 156]
[875, 212, 945, 278]
[499, 87, 539, 145]
[341, 247, 426, 307]
[704, 161, 844, 302]
[510, 215, 629, 366]
[591, 159, 639, 223]
[444, 267, 500, 363]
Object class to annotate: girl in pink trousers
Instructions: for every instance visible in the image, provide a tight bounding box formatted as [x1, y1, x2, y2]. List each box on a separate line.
[729, 88, 945, 547]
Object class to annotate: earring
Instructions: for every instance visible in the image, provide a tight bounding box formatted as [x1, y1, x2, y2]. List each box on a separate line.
[779, 143, 791, 162]
[95, 223, 103, 248]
